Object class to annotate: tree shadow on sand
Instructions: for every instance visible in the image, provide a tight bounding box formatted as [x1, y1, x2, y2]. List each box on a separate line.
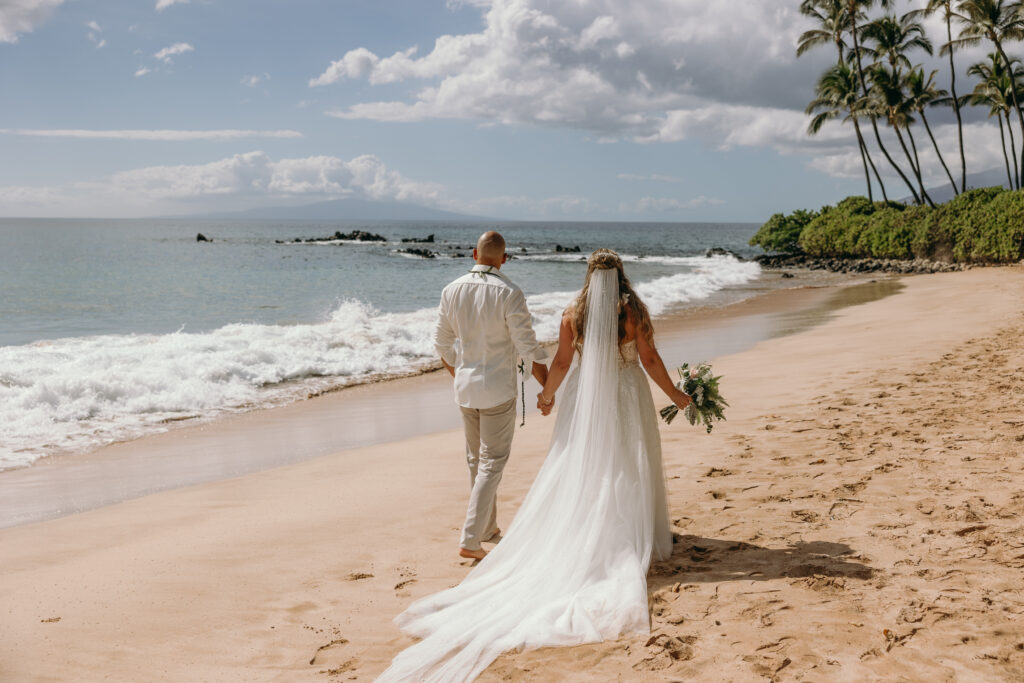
[648, 534, 874, 591]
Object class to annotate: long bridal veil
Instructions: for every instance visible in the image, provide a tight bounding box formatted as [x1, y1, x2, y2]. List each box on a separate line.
[377, 268, 669, 682]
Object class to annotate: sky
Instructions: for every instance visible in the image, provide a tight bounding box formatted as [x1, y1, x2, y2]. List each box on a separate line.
[0, 0, 1014, 221]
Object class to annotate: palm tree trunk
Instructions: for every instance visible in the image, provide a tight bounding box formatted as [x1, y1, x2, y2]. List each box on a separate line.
[855, 117, 888, 201]
[1005, 109, 1020, 190]
[849, 9, 916, 201]
[998, 113, 1013, 189]
[944, 9, 966, 193]
[995, 41, 1024, 185]
[921, 110, 958, 197]
[903, 125, 936, 207]
[856, 136, 874, 201]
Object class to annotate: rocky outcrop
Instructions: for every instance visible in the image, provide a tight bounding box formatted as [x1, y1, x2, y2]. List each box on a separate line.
[401, 234, 435, 243]
[555, 244, 581, 253]
[276, 230, 387, 244]
[705, 247, 745, 260]
[755, 253, 972, 274]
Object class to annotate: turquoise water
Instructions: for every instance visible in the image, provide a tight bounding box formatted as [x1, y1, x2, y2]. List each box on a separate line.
[0, 218, 763, 468]
[0, 218, 760, 345]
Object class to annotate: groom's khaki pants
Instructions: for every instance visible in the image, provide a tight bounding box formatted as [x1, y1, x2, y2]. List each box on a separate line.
[459, 397, 516, 551]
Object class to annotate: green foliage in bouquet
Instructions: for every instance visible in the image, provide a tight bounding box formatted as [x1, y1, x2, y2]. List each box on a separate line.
[659, 362, 729, 434]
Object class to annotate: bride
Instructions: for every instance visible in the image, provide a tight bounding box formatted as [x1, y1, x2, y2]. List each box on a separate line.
[377, 248, 694, 682]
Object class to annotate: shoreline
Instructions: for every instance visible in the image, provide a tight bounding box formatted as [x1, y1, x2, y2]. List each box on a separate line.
[2, 265, 1021, 681]
[0, 272, 895, 529]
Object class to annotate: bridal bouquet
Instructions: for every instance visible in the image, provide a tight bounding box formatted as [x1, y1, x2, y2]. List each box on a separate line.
[659, 362, 728, 433]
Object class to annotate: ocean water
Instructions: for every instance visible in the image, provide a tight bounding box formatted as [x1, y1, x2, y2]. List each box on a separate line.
[0, 218, 763, 470]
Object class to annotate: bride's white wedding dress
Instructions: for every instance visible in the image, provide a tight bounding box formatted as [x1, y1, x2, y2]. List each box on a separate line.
[377, 269, 673, 682]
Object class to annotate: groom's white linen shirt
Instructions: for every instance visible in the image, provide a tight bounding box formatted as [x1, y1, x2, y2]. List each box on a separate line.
[435, 265, 547, 409]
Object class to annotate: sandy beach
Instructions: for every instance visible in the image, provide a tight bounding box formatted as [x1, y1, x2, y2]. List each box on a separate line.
[3, 265, 1023, 682]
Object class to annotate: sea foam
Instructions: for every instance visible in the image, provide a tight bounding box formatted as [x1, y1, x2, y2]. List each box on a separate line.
[0, 255, 759, 470]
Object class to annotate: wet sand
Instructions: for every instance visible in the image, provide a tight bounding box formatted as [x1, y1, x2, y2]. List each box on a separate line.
[0, 274, 897, 529]
[2, 266, 1022, 682]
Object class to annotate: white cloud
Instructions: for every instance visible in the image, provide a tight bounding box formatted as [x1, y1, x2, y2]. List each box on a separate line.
[313, 0, 1000, 185]
[154, 42, 193, 63]
[134, 66, 151, 77]
[309, 47, 382, 87]
[313, 0, 819, 136]
[0, 152, 444, 216]
[241, 72, 270, 87]
[0, 0, 63, 43]
[85, 20, 105, 48]
[155, 0, 189, 10]
[0, 128, 303, 141]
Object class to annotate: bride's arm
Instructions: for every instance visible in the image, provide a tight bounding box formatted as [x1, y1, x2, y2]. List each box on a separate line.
[538, 311, 575, 413]
[631, 314, 693, 410]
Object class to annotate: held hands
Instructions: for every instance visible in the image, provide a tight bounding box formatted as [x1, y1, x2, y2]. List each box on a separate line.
[536, 392, 555, 416]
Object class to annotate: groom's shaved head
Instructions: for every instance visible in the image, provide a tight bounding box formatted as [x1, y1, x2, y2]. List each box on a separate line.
[475, 231, 506, 266]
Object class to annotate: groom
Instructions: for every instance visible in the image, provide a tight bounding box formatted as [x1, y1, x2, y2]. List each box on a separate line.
[434, 231, 549, 560]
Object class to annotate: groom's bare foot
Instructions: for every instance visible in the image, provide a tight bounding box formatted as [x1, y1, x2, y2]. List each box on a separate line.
[458, 547, 487, 560]
[483, 528, 502, 543]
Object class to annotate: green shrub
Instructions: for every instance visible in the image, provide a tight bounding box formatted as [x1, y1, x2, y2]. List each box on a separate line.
[748, 208, 818, 253]
[760, 187, 1024, 263]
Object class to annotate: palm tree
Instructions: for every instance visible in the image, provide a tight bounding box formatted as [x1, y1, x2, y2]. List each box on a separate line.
[861, 12, 934, 68]
[868, 65, 936, 206]
[841, 0, 928, 204]
[911, 1, 968, 192]
[951, 0, 1024, 182]
[905, 68, 959, 195]
[798, 0, 850, 63]
[967, 53, 1024, 188]
[806, 63, 888, 201]
[861, 10, 934, 203]
[798, 0, 886, 199]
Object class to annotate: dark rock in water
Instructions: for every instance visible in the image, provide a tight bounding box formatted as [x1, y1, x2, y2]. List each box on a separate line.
[398, 247, 437, 259]
[781, 272, 794, 278]
[196, 233, 211, 242]
[454, 252, 465, 258]
[283, 230, 387, 244]
[332, 230, 386, 242]
[555, 244, 581, 253]
[401, 234, 435, 243]
[705, 247, 744, 260]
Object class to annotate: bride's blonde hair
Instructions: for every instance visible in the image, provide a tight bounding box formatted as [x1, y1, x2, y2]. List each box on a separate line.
[572, 248, 653, 354]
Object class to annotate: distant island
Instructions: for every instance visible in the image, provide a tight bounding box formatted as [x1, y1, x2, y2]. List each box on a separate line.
[161, 198, 494, 222]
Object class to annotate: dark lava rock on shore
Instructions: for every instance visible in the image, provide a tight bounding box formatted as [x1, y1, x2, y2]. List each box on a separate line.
[755, 253, 972, 274]
[705, 247, 745, 260]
